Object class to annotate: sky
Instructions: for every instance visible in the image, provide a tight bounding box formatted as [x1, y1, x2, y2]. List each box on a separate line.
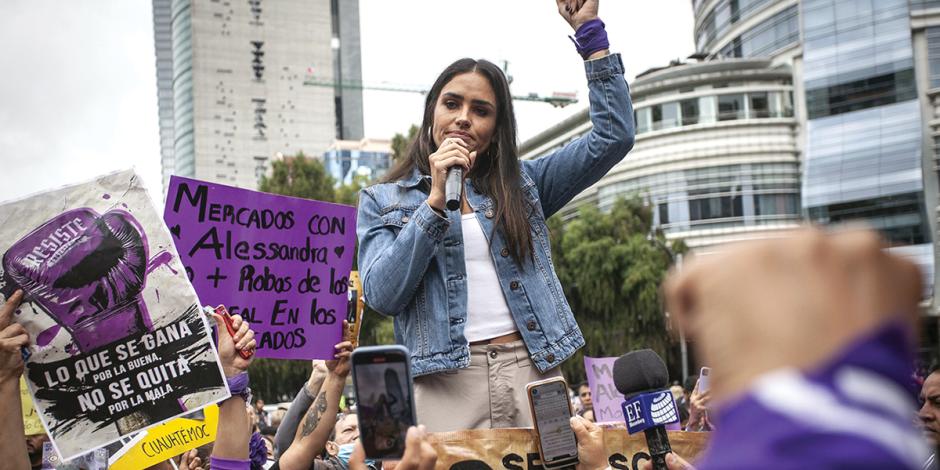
[0, 0, 694, 204]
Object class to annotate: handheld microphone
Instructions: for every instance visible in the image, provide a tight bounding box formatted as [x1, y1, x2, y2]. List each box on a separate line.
[613, 350, 679, 470]
[444, 166, 463, 211]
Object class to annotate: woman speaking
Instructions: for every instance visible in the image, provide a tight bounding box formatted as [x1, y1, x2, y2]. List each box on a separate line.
[356, 0, 635, 432]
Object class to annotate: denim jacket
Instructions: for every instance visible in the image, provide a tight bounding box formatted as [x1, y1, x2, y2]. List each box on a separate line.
[356, 54, 635, 376]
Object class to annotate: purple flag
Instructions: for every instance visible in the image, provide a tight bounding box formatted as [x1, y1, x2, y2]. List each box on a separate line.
[163, 176, 356, 360]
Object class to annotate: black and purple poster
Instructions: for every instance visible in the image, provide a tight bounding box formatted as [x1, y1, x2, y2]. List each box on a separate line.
[163, 176, 356, 360]
[0, 170, 229, 460]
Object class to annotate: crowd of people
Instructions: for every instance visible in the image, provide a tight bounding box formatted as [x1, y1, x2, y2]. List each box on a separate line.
[5, 226, 939, 469]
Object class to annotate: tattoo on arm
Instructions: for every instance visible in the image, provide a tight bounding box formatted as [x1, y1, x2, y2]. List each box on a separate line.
[301, 392, 328, 437]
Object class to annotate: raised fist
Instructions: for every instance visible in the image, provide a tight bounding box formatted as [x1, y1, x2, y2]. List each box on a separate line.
[664, 227, 922, 403]
[557, 0, 599, 31]
[3, 208, 151, 352]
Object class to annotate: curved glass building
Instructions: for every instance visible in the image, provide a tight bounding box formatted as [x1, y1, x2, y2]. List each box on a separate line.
[524, 0, 939, 304]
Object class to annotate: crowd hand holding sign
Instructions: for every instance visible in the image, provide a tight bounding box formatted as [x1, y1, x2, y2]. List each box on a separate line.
[0, 290, 30, 470]
[273, 320, 354, 464]
[209, 310, 257, 467]
[276, 336, 353, 470]
[660, 227, 924, 468]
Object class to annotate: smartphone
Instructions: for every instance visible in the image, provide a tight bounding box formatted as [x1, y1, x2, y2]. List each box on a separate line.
[527, 377, 579, 469]
[698, 366, 711, 394]
[351, 345, 416, 460]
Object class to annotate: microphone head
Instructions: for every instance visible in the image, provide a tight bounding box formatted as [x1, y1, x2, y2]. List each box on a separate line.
[613, 349, 669, 396]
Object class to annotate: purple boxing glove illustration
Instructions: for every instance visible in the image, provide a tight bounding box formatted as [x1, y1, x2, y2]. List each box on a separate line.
[2, 208, 152, 352]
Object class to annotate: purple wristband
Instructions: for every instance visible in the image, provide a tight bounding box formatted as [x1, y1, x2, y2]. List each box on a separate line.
[568, 18, 609, 60]
[227, 372, 252, 402]
[210, 456, 251, 470]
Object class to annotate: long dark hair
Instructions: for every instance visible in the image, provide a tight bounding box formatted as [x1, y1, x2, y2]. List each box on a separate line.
[382, 58, 533, 266]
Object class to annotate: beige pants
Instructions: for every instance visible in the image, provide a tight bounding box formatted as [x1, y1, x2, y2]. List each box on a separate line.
[413, 340, 562, 432]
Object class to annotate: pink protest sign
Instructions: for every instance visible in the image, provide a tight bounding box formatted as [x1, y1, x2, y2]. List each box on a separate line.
[163, 176, 356, 360]
[584, 356, 625, 424]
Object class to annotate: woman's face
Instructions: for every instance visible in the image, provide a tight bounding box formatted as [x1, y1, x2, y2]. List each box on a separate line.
[432, 71, 498, 158]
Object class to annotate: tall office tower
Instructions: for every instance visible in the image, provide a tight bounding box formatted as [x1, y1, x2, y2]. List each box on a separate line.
[153, 0, 364, 194]
[153, 0, 175, 194]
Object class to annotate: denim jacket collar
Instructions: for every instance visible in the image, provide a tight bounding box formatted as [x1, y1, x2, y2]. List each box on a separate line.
[395, 168, 432, 189]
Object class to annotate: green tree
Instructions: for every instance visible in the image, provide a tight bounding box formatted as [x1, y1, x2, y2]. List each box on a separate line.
[335, 173, 372, 206]
[391, 125, 419, 162]
[548, 195, 686, 383]
[259, 152, 336, 201]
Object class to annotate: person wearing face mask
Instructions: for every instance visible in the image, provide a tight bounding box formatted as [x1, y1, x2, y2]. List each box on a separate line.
[356, 0, 635, 432]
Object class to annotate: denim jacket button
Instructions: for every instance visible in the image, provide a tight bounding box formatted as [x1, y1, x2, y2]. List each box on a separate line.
[485, 209, 494, 219]
[546, 353, 556, 363]
[526, 320, 537, 331]
[510, 281, 520, 290]
[500, 248, 509, 257]
[401, 215, 410, 223]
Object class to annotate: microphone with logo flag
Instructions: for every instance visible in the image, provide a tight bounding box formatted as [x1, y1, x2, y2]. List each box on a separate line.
[613, 349, 679, 470]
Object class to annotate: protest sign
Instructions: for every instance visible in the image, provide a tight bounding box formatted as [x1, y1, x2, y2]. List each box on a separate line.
[22, 376, 45, 435]
[110, 405, 218, 470]
[0, 170, 229, 460]
[428, 427, 708, 470]
[163, 176, 357, 359]
[584, 356, 625, 423]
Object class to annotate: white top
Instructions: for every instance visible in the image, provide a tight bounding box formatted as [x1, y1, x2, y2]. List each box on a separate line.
[461, 213, 517, 342]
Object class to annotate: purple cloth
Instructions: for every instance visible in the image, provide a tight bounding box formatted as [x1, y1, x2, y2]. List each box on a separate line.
[210, 456, 250, 470]
[227, 371, 250, 402]
[249, 432, 267, 469]
[568, 19, 609, 60]
[695, 323, 930, 469]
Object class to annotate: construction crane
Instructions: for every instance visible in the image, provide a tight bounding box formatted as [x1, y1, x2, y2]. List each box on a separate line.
[303, 62, 578, 108]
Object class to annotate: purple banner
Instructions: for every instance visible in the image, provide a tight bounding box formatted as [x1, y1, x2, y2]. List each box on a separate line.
[584, 356, 625, 424]
[163, 176, 356, 360]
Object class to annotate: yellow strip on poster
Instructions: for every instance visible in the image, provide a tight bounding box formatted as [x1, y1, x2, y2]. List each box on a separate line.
[21, 377, 45, 436]
[110, 404, 218, 470]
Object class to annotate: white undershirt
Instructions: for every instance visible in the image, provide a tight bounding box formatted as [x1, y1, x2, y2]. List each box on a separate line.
[461, 213, 517, 342]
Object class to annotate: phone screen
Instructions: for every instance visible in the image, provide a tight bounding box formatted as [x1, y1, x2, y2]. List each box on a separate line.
[353, 348, 415, 460]
[530, 380, 578, 465]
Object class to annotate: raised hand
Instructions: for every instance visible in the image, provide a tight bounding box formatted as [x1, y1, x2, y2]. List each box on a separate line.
[0, 290, 28, 384]
[325, 340, 353, 378]
[557, 0, 599, 31]
[211, 312, 256, 378]
[664, 227, 922, 403]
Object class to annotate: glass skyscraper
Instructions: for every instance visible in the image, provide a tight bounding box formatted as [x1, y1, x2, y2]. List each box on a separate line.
[523, 1, 940, 312]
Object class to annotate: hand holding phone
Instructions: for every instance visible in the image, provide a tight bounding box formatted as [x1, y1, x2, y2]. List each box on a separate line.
[527, 377, 579, 469]
[698, 366, 710, 394]
[351, 345, 417, 460]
